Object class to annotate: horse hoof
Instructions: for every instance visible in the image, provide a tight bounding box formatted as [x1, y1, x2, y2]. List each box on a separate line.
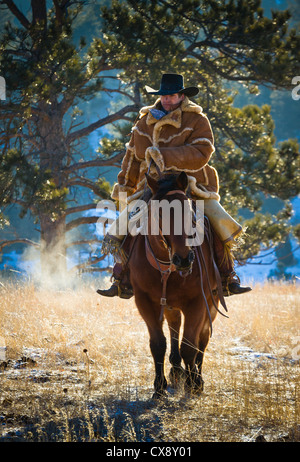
[185, 376, 204, 394]
[152, 390, 168, 400]
[185, 385, 204, 396]
[169, 366, 186, 388]
[194, 380, 204, 393]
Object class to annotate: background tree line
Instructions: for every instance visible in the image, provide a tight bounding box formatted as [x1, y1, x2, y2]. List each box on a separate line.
[0, 0, 299, 282]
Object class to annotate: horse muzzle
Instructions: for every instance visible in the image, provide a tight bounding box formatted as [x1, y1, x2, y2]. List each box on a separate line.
[172, 250, 195, 276]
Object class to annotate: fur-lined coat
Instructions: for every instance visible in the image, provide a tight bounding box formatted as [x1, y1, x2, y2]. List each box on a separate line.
[111, 96, 220, 202]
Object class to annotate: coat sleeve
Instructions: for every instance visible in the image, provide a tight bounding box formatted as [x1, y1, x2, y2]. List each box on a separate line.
[147, 113, 215, 173]
[111, 132, 142, 201]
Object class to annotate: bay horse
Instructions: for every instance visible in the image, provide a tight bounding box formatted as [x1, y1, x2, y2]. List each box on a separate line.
[127, 171, 227, 398]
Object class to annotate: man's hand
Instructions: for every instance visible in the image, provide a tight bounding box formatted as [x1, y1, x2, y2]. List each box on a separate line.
[145, 146, 165, 172]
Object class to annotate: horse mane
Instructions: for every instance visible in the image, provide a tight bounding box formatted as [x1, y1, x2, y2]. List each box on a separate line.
[152, 174, 182, 201]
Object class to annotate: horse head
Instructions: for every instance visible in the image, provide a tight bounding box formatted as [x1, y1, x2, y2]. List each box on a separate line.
[145, 171, 195, 276]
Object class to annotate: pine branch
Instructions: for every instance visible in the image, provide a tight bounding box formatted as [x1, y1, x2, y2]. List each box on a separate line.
[31, 0, 47, 26]
[66, 104, 139, 143]
[79, 266, 111, 273]
[67, 178, 108, 196]
[0, 238, 40, 253]
[66, 215, 99, 232]
[63, 152, 125, 174]
[52, 0, 64, 24]
[0, 0, 31, 29]
[70, 253, 107, 272]
[66, 238, 101, 248]
[64, 203, 97, 216]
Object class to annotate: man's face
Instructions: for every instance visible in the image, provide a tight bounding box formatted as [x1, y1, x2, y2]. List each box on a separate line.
[160, 93, 185, 112]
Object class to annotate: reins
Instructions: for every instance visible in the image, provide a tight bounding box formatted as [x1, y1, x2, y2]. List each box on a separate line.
[144, 183, 229, 332]
[145, 188, 188, 322]
[123, 161, 229, 331]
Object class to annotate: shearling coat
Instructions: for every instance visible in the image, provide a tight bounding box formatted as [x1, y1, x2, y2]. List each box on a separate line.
[111, 96, 220, 202]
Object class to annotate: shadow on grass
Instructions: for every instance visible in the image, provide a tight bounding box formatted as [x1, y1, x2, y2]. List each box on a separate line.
[0, 394, 168, 442]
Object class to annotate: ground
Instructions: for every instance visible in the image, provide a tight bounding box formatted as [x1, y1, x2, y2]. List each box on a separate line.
[0, 281, 299, 442]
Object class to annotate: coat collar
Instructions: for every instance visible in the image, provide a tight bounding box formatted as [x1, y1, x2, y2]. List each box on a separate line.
[139, 96, 203, 128]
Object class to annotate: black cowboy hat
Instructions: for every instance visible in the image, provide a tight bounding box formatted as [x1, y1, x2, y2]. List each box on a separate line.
[145, 73, 199, 97]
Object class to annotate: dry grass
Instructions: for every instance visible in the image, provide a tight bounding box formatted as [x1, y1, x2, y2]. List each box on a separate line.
[0, 280, 299, 442]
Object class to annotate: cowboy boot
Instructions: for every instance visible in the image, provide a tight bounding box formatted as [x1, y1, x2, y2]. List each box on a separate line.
[212, 229, 252, 297]
[97, 232, 134, 299]
[97, 263, 134, 299]
[221, 270, 252, 297]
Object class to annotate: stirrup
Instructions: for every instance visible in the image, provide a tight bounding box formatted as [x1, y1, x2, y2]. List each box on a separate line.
[118, 286, 134, 299]
[116, 279, 134, 299]
[114, 273, 134, 299]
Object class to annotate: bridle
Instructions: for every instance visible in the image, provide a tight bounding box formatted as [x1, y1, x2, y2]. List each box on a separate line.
[144, 187, 228, 330]
[130, 160, 228, 330]
[145, 188, 195, 321]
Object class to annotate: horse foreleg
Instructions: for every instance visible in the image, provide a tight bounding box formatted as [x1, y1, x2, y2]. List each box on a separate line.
[134, 292, 168, 399]
[195, 320, 211, 377]
[149, 327, 168, 398]
[181, 309, 205, 393]
[164, 309, 185, 387]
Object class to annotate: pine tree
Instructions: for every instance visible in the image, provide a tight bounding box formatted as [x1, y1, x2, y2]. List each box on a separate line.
[100, 0, 300, 267]
[0, 0, 299, 281]
[0, 0, 139, 279]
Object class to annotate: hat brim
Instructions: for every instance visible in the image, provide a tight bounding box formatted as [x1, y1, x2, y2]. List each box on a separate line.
[145, 85, 199, 97]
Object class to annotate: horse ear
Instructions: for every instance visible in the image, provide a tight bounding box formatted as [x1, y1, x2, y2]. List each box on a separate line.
[145, 173, 159, 193]
[176, 171, 189, 191]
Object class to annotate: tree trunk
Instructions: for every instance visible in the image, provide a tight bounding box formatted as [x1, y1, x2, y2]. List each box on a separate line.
[37, 110, 69, 286]
[39, 214, 68, 286]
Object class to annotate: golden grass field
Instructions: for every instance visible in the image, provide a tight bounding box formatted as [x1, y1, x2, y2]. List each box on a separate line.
[0, 280, 299, 442]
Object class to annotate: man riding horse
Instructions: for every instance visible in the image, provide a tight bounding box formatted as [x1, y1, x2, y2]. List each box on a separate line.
[97, 73, 251, 299]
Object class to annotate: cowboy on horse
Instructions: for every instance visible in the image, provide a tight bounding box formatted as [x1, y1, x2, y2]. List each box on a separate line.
[97, 73, 251, 299]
